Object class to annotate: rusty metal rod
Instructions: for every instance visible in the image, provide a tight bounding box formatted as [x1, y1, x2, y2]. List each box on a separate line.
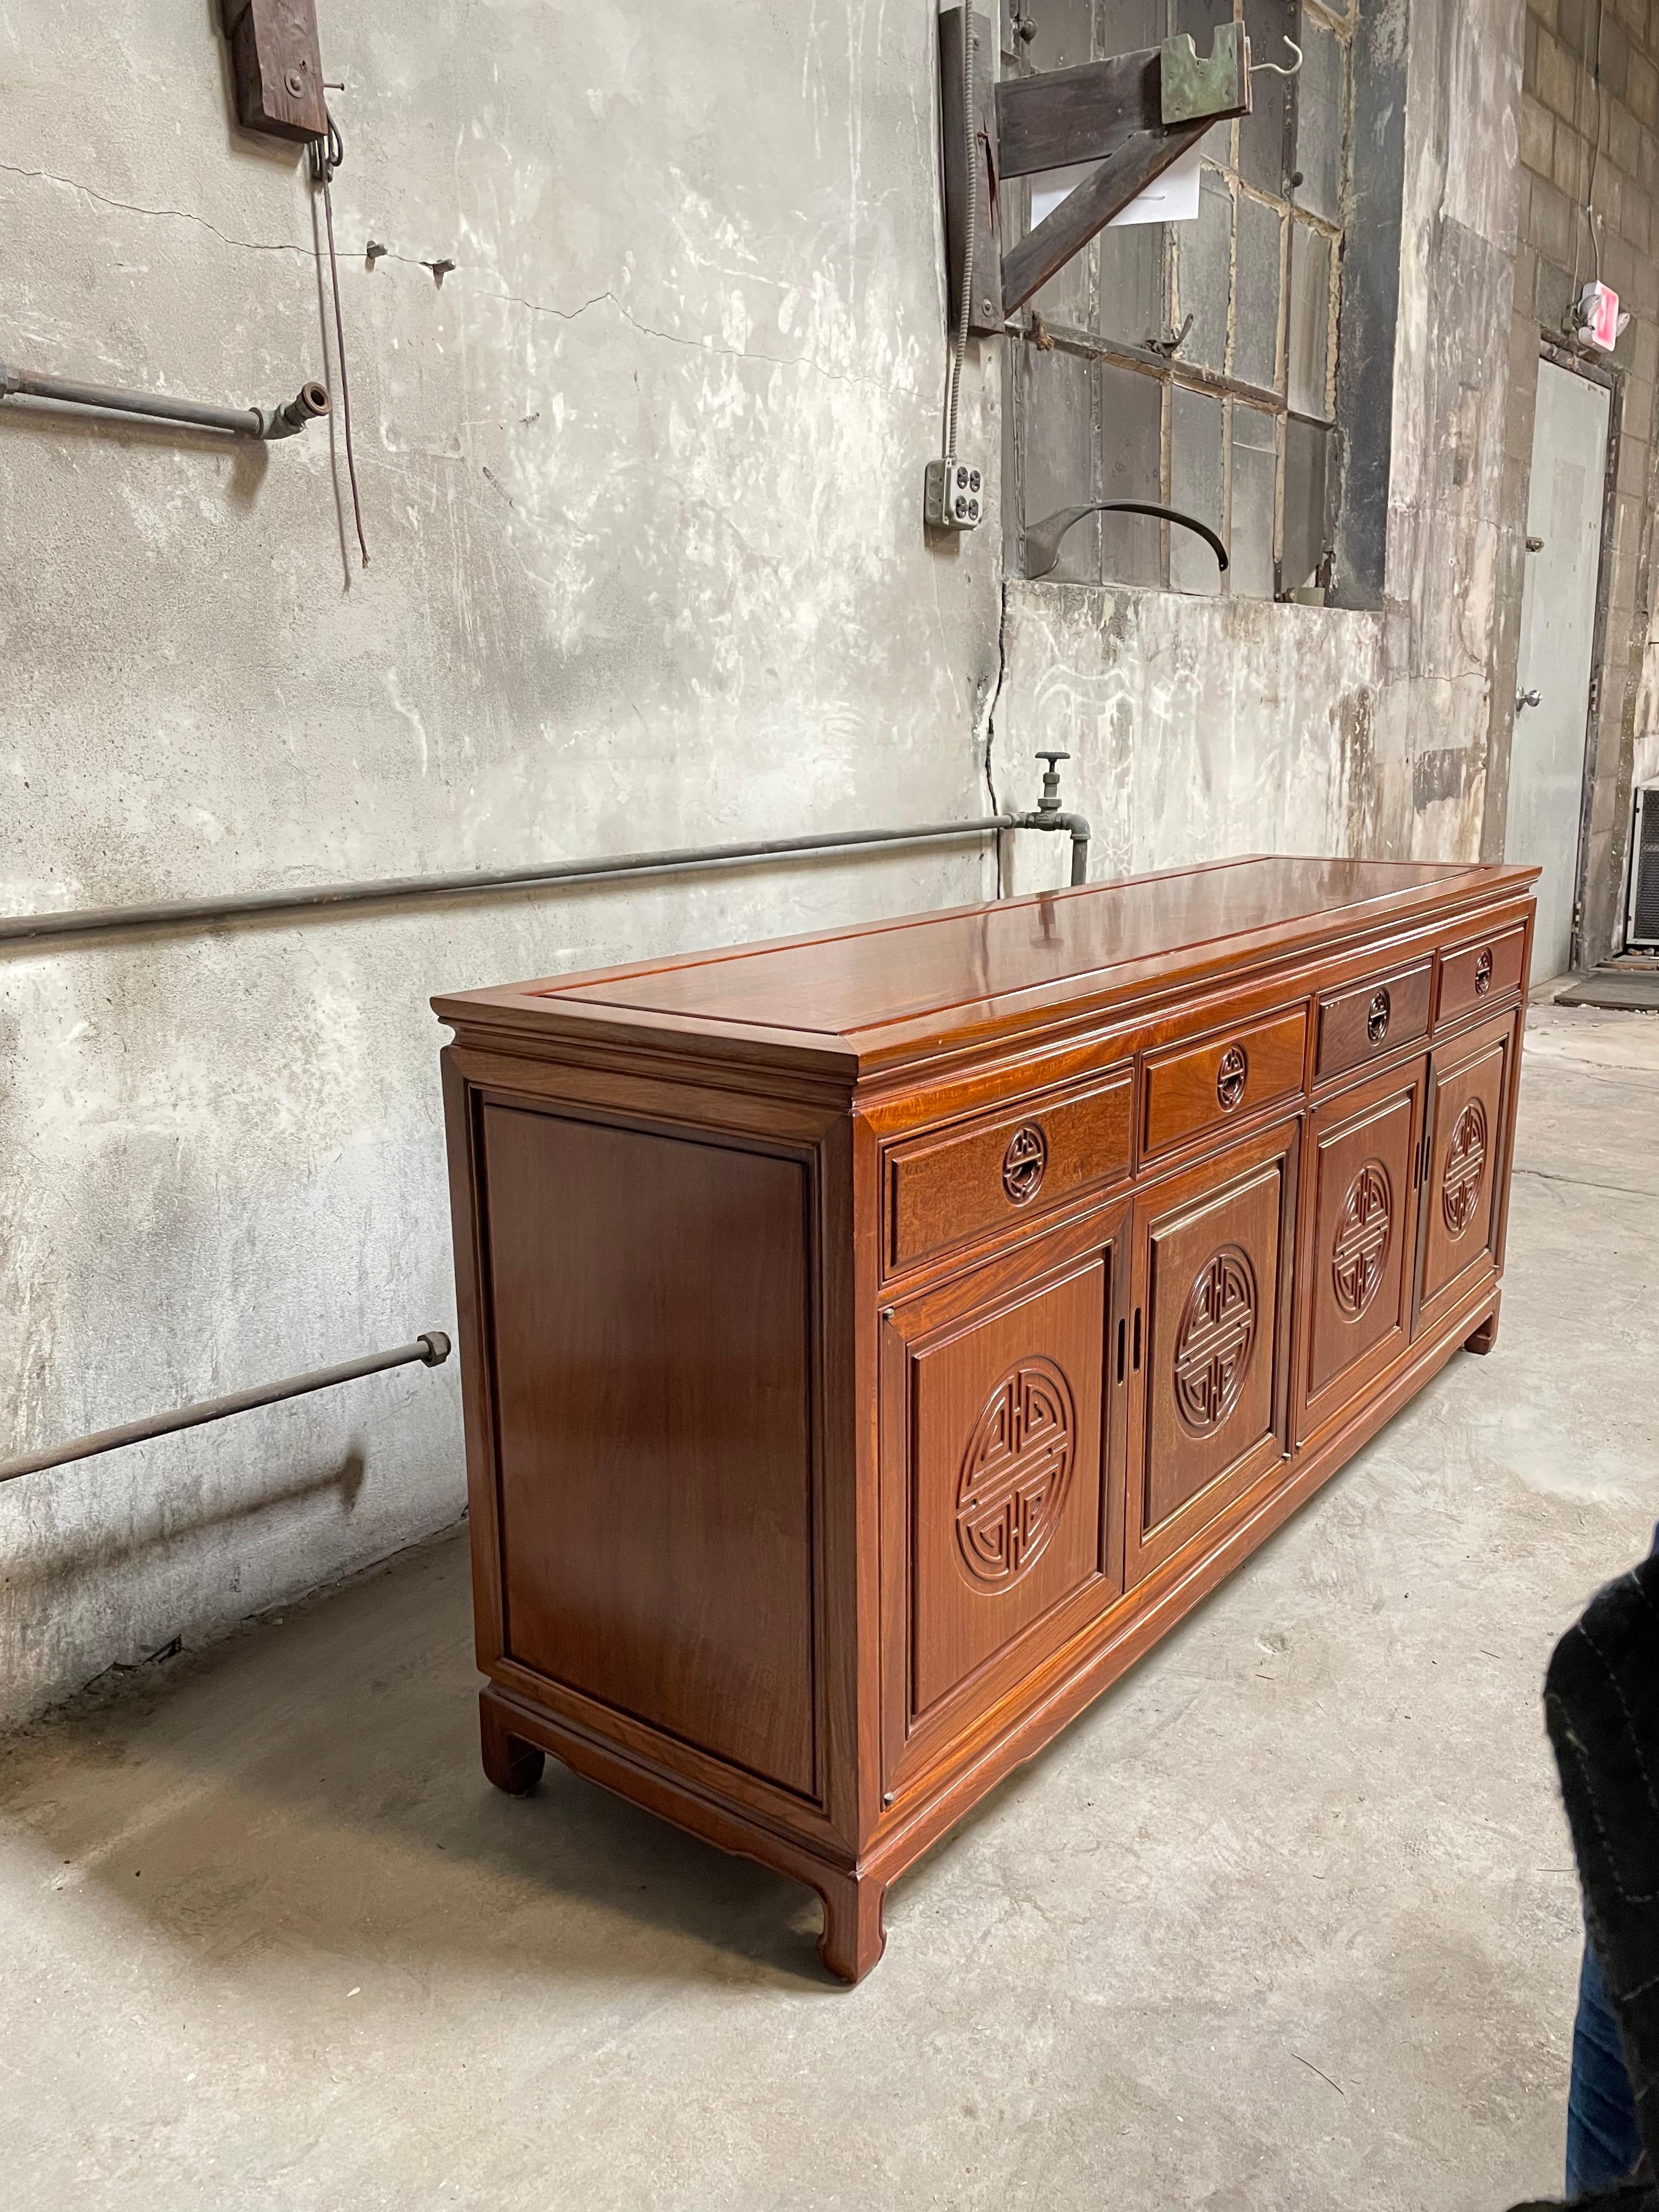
[0, 1331, 452, 1485]
[0, 816, 1069, 950]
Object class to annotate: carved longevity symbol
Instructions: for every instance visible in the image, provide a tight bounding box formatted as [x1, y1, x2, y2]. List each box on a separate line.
[1216, 1045, 1249, 1112]
[1442, 1102, 1488, 1237]
[1474, 947, 1494, 997]
[1367, 988, 1391, 1046]
[956, 1360, 1076, 1588]
[1332, 1161, 1392, 1317]
[1173, 1247, 1257, 1434]
[1002, 1124, 1049, 1206]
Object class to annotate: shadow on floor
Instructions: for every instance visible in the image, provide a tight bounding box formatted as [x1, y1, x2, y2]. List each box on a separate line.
[0, 1481, 1274, 2006]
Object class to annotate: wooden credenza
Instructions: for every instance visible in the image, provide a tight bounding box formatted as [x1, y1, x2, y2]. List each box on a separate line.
[435, 855, 1537, 1982]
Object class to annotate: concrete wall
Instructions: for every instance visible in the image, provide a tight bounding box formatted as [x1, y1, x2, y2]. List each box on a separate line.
[0, 0, 1544, 1726]
[0, 0, 1006, 1723]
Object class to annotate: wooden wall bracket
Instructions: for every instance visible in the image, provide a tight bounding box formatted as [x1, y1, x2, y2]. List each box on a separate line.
[940, 8, 1252, 335]
[220, 0, 328, 143]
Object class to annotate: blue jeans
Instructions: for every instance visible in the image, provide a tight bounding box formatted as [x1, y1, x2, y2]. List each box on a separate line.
[1566, 1936, 1643, 2196]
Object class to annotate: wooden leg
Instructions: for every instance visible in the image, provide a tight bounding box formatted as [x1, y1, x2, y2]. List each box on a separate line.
[814, 1867, 887, 1984]
[1465, 1298, 1501, 1356]
[480, 1691, 545, 1797]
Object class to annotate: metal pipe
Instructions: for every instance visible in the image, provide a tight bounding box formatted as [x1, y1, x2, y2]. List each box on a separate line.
[0, 817, 1031, 950]
[0, 358, 331, 441]
[0, 1331, 452, 1486]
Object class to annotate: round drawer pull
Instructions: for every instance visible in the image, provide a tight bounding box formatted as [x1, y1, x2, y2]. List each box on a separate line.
[1474, 947, 1494, 996]
[1367, 988, 1391, 1046]
[1002, 1124, 1048, 1204]
[1216, 1045, 1249, 1113]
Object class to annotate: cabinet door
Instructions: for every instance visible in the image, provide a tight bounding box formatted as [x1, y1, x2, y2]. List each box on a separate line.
[1297, 1062, 1426, 1446]
[1414, 1009, 1520, 1341]
[1126, 1119, 1300, 1587]
[879, 1204, 1127, 1796]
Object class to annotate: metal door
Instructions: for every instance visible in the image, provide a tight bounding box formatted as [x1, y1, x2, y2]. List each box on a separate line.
[1511, 359, 1611, 980]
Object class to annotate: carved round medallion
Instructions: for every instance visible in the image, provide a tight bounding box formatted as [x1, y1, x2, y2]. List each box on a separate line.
[1217, 1045, 1249, 1113]
[956, 1359, 1075, 1588]
[1173, 1246, 1258, 1435]
[1367, 988, 1391, 1047]
[1442, 1102, 1488, 1237]
[1474, 947, 1494, 997]
[1002, 1124, 1049, 1206]
[1333, 1161, 1392, 1317]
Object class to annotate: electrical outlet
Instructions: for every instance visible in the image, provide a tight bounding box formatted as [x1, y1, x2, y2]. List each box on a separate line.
[926, 458, 983, 532]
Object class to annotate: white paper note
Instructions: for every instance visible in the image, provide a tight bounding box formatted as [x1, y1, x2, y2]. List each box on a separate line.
[1029, 145, 1204, 230]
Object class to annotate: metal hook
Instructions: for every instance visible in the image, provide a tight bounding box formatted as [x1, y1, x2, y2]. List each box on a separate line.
[1251, 34, 1303, 78]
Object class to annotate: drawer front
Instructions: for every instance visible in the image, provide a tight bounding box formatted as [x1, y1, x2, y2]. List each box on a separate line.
[1316, 962, 1432, 1084]
[1142, 1006, 1308, 1161]
[1436, 926, 1526, 1025]
[887, 1070, 1132, 1273]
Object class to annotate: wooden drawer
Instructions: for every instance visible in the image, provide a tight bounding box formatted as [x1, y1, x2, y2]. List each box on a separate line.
[1437, 926, 1526, 1024]
[1142, 1006, 1308, 1160]
[887, 1069, 1132, 1274]
[1316, 961, 1432, 1084]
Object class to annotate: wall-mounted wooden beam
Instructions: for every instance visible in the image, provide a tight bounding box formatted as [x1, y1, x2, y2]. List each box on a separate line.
[220, 0, 328, 143]
[938, 11, 1251, 330]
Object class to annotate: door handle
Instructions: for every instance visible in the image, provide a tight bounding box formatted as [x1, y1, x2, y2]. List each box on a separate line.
[1517, 688, 1542, 710]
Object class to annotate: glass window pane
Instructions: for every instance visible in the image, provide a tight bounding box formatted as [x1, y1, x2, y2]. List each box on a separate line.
[1022, 0, 1098, 332]
[1171, 386, 1224, 597]
[1176, 166, 1233, 374]
[1287, 218, 1332, 419]
[1099, 221, 1167, 349]
[1293, 15, 1345, 226]
[1239, 0, 1295, 193]
[1282, 414, 1331, 592]
[1097, 360, 1164, 587]
[1099, 1, 1161, 48]
[1020, 0, 1092, 72]
[1019, 343, 1098, 582]
[1232, 190, 1283, 393]
[1229, 403, 1278, 600]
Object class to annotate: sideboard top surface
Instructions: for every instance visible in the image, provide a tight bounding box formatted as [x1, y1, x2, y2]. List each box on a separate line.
[434, 854, 1539, 1076]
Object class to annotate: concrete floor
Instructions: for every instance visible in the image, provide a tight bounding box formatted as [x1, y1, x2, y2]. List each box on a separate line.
[2, 1003, 1655, 2212]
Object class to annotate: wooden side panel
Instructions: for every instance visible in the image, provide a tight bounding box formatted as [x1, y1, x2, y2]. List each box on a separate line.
[1127, 1121, 1299, 1583]
[1143, 1006, 1308, 1160]
[480, 1104, 819, 1800]
[887, 1069, 1132, 1274]
[1298, 1064, 1425, 1442]
[1415, 1016, 1518, 1336]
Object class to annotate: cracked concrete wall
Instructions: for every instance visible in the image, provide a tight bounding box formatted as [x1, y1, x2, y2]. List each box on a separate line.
[1383, 0, 1526, 865]
[998, 0, 1526, 895]
[0, 1, 1004, 1722]
[997, 586, 1387, 886]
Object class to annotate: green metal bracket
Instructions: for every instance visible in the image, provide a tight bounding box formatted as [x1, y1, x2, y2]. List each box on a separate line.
[1160, 22, 1247, 126]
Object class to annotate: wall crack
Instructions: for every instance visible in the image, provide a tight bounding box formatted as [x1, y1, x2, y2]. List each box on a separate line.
[1, 161, 909, 399]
